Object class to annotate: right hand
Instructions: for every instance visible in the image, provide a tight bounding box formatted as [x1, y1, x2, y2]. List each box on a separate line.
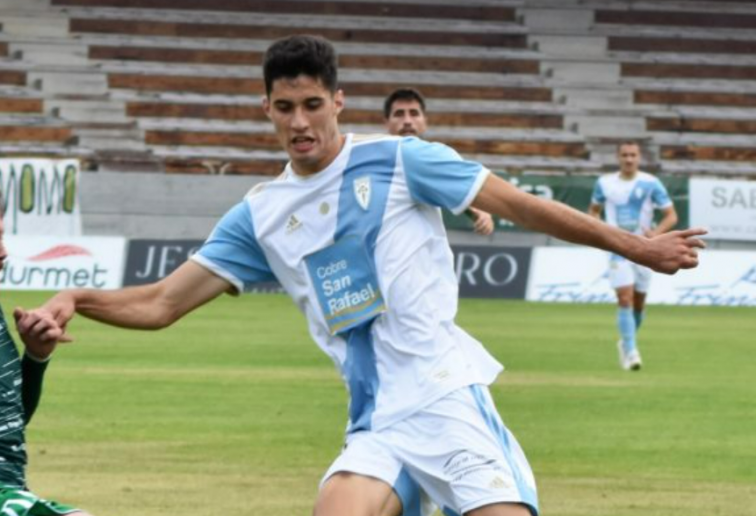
[635, 227, 708, 274]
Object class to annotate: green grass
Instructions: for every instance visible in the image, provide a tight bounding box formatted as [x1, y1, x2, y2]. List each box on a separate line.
[4, 291, 755, 516]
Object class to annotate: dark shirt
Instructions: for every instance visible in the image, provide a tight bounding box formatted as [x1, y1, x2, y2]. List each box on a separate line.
[0, 306, 48, 488]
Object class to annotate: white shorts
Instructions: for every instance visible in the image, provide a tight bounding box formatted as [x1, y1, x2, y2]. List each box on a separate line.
[609, 256, 652, 293]
[321, 385, 539, 516]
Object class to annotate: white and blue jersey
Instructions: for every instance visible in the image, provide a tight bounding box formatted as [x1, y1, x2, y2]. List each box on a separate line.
[591, 171, 672, 261]
[193, 134, 503, 434]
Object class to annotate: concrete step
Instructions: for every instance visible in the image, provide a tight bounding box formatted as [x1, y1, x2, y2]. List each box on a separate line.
[660, 160, 756, 177]
[530, 35, 607, 58]
[64, 7, 525, 34]
[520, 8, 593, 31]
[0, 14, 68, 37]
[73, 125, 146, 151]
[48, 99, 129, 124]
[0, 0, 51, 9]
[566, 113, 646, 138]
[10, 42, 88, 67]
[594, 0, 756, 16]
[30, 71, 108, 96]
[0, 113, 64, 125]
[91, 149, 163, 173]
[555, 87, 634, 110]
[545, 61, 621, 85]
[652, 132, 756, 146]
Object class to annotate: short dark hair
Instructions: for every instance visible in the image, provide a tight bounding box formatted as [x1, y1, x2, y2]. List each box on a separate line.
[383, 88, 426, 119]
[617, 141, 641, 152]
[263, 35, 338, 96]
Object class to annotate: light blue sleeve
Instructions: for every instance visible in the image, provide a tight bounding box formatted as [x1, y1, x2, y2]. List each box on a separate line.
[591, 178, 605, 205]
[192, 201, 276, 293]
[651, 179, 673, 208]
[400, 137, 489, 215]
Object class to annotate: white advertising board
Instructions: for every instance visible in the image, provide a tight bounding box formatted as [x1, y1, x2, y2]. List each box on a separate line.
[690, 178, 756, 242]
[1, 236, 127, 290]
[527, 247, 616, 304]
[527, 247, 756, 307]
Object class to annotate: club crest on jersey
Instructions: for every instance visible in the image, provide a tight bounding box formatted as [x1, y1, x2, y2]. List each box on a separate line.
[354, 176, 371, 211]
[635, 187, 643, 199]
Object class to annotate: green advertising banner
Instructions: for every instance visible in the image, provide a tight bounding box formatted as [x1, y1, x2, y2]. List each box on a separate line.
[443, 172, 689, 233]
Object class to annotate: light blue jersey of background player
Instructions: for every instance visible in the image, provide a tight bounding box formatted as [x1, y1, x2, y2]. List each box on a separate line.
[589, 142, 678, 370]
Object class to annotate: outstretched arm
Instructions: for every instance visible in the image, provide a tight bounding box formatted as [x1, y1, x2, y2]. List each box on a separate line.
[16, 261, 232, 344]
[471, 174, 705, 274]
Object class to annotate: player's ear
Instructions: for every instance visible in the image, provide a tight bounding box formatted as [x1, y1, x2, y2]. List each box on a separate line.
[333, 89, 345, 116]
[262, 95, 271, 119]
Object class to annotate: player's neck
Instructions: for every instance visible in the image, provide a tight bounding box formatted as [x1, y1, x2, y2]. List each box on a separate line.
[619, 169, 638, 181]
[291, 133, 347, 177]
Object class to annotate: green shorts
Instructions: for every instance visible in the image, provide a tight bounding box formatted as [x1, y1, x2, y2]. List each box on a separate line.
[0, 488, 79, 516]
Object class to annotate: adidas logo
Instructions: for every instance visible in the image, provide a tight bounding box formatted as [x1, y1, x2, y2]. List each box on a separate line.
[285, 214, 303, 234]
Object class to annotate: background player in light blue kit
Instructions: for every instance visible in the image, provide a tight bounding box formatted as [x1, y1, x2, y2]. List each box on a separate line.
[589, 142, 679, 370]
[17, 37, 704, 516]
[383, 87, 495, 236]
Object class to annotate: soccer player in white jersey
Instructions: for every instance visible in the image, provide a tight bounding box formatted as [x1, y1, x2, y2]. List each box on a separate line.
[383, 87, 495, 236]
[588, 142, 679, 371]
[16, 36, 705, 516]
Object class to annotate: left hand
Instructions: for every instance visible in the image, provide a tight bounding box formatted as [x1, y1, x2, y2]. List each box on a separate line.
[470, 208, 494, 236]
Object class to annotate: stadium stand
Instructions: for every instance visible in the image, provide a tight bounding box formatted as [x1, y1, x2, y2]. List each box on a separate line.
[0, 0, 755, 177]
[0, 0, 591, 175]
[590, 0, 756, 176]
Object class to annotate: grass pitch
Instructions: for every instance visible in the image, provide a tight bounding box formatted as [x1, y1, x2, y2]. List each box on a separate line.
[4, 291, 754, 516]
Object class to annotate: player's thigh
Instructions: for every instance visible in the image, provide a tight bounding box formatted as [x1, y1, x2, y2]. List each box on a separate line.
[466, 502, 533, 516]
[379, 488, 403, 516]
[609, 258, 634, 293]
[315, 471, 398, 516]
[393, 386, 538, 516]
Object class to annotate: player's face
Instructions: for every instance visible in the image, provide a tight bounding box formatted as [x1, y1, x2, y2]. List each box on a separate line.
[617, 144, 641, 177]
[0, 217, 7, 272]
[263, 75, 345, 176]
[385, 99, 427, 137]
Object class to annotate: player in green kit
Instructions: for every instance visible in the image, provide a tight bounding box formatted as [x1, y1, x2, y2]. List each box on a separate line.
[0, 197, 92, 516]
